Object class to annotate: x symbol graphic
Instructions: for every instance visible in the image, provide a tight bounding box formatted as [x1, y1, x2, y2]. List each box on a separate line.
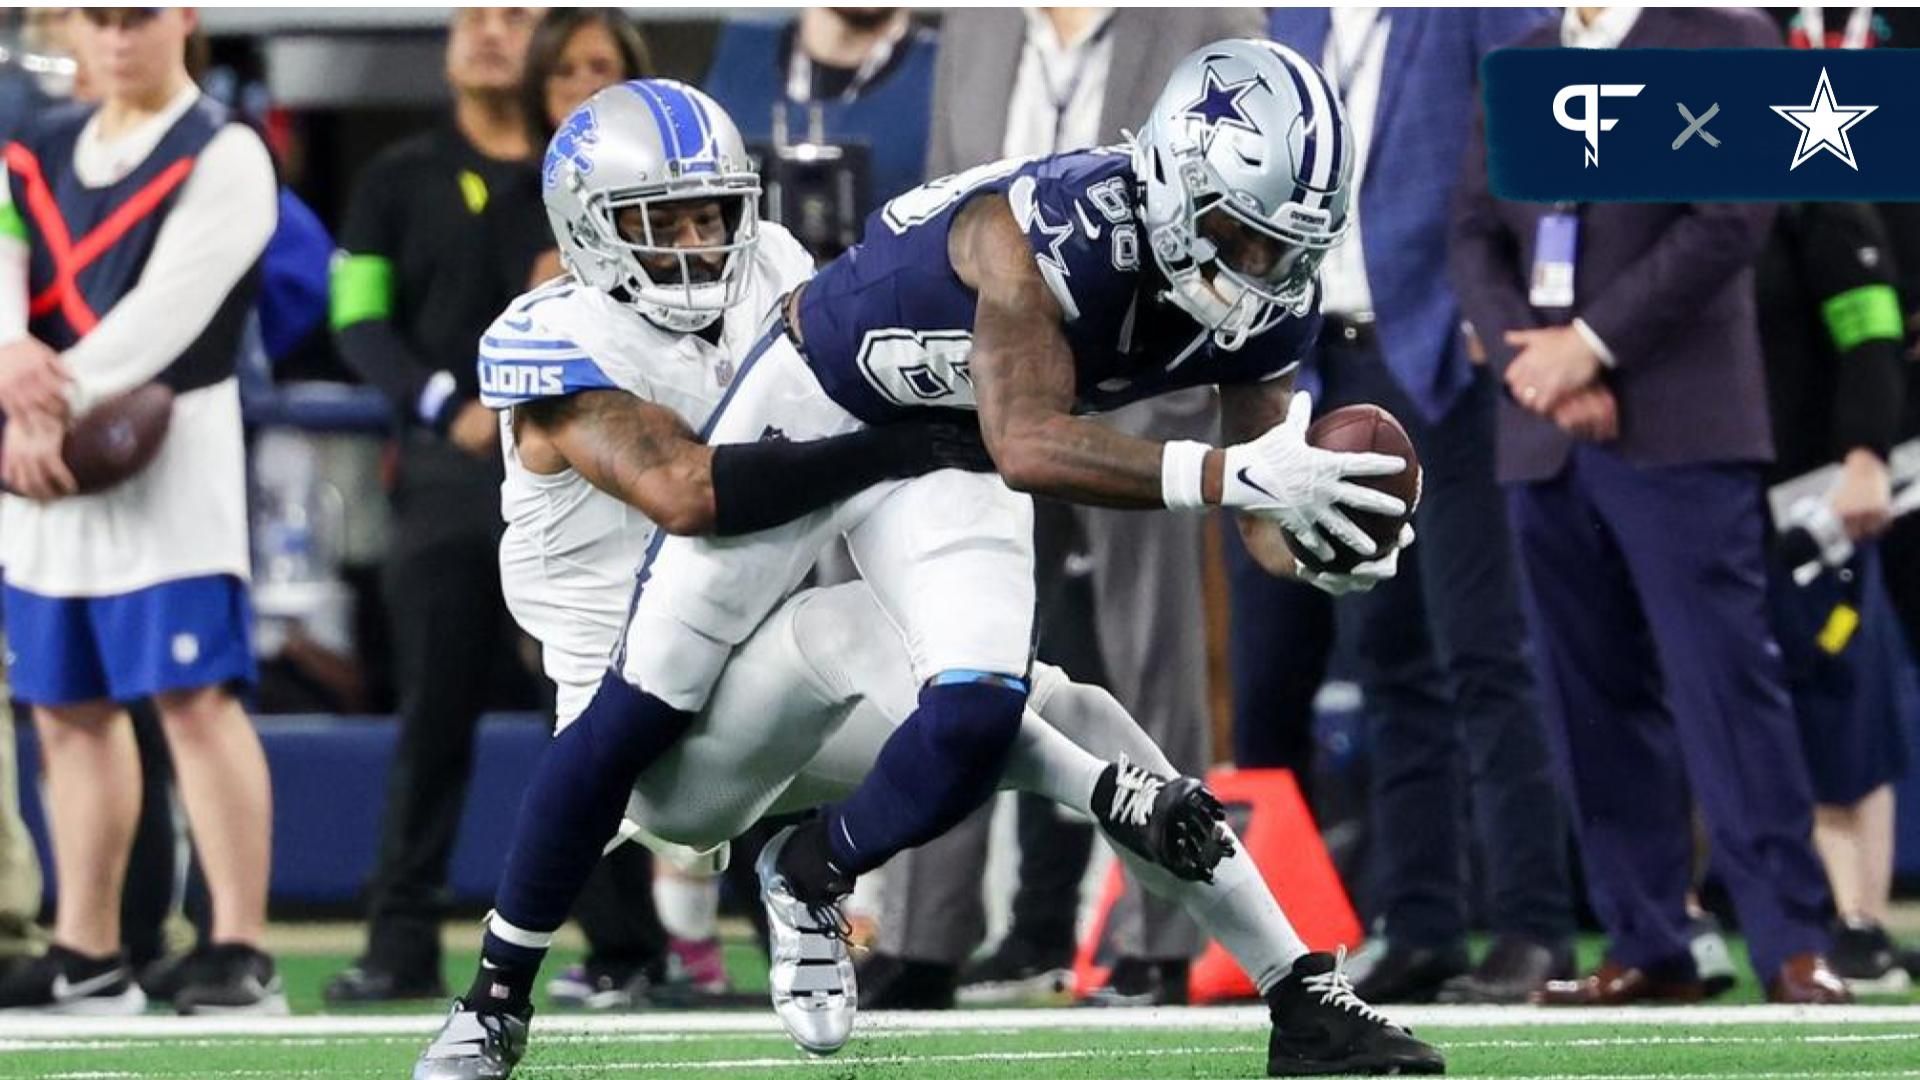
[1673, 102, 1721, 149]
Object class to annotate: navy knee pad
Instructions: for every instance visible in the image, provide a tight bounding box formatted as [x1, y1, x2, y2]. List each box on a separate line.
[823, 676, 1027, 874]
[915, 676, 1028, 786]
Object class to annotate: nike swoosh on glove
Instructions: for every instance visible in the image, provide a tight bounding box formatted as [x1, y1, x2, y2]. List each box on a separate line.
[1220, 391, 1409, 562]
[1297, 524, 1416, 597]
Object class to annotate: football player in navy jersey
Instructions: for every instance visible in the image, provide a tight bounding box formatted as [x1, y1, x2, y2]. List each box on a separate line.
[476, 41, 1434, 1077]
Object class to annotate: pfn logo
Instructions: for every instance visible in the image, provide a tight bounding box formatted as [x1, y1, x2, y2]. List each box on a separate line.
[1553, 83, 1645, 167]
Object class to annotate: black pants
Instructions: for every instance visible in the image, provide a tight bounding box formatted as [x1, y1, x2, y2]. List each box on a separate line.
[1222, 539, 1331, 781]
[998, 499, 1103, 954]
[1228, 338, 1572, 948]
[363, 442, 659, 975]
[1882, 511, 1920, 659]
[122, 705, 210, 970]
[1883, 390, 1920, 656]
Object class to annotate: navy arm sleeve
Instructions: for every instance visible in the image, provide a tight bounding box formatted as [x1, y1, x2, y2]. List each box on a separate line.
[709, 409, 992, 536]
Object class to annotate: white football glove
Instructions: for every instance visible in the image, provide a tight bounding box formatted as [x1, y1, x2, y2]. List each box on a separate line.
[1297, 524, 1417, 597]
[1221, 392, 1411, 562]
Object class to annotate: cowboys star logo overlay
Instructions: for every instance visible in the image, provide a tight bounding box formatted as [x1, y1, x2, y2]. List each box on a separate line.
[1771, 67, 1877, 171]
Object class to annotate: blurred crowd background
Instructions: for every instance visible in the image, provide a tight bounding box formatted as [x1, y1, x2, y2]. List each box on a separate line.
[1, 5, 1917, 1014]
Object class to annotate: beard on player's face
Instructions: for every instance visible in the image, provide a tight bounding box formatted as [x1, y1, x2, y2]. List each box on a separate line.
[639, 253, 724, 286]
[618, 198, 732, 286]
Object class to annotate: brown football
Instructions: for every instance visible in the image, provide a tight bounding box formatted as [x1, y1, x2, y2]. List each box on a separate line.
[62, 382, 174, 491]
[1281, 403, 1420, 574]
[61, 383, 176, 494]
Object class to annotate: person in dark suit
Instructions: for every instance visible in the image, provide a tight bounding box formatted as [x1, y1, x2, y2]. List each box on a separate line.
[1449, 6, 1848, 1006]
[1263, 6, 1572, 1005]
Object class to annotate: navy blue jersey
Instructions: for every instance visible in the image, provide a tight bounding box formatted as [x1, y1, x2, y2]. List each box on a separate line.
[792, 147, 1318, 425]
[8, 95, 257, 394]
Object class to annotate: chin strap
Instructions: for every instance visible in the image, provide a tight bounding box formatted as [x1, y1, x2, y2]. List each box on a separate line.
[637, 302, 723, 334]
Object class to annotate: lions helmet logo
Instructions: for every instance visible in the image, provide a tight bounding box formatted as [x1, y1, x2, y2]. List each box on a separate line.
[544, 106, 600, 191]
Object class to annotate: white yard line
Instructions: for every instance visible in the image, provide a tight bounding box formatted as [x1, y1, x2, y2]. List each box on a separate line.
[9, 1027, 1920, 1056]
[18, 1023, 1920, 1080]
[1448, 1032, 1920, 1049]
[32, 1052, 1920, 1080]
[517, 1046, 1229, 1074]
[1466, 1068, 1920, 1076]
[2, 1003, 1919, 1042]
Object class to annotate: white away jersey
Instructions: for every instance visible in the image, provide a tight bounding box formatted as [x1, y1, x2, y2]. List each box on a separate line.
[480, 222, 815, 724]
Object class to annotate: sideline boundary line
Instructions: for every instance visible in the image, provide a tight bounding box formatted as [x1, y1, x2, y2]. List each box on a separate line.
[0, 1004, 1917, 1041]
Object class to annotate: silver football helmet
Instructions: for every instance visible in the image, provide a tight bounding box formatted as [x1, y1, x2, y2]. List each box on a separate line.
[1133, 40, 1354, 350]
[542, 79, 760, 333]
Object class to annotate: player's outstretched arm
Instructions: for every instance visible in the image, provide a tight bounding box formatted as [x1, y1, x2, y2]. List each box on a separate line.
[1221, 378, 1303, 576]
[516, 390, 993, 537]
[1222, 379, 1414, 596]
[955, 196, 1407, 535]
[955, 196, 1181, 510]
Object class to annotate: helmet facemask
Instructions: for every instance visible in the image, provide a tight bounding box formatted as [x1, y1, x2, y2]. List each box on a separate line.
[560, 171, 762, 333]
[1194, 196, 1341, 342]
[1133, 41, 1355, 353]
[1139, 129, 1346, 352]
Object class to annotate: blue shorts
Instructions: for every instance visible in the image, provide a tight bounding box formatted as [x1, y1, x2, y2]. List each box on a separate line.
[3, 574, 257, 707]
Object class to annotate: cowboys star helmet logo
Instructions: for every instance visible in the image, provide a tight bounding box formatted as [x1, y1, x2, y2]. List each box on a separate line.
[1180, 62, 1268, 146]
[544, 106, 600, 191]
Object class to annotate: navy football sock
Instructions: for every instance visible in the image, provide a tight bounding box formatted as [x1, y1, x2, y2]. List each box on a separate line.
[821, 679, 1027, 875]
[470, 930, 544, 1015]
[491, 670, 697, 939]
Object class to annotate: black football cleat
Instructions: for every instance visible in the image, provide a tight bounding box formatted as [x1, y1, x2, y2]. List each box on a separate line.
[957, 935, 1076, 1005]
[1093, 757, 1233, 882]
[0, 945, 146, 1015]
[174, 943, 289, 1016]
[1267, 951, 1446, 1076]
[325, 960, 446, 1004]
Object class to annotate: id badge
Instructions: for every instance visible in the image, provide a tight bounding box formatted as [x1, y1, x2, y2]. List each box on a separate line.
[1529, 211, 1578, 309]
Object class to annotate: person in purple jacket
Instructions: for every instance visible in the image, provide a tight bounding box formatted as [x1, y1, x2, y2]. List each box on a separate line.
[1450, 5, 1848, 1006]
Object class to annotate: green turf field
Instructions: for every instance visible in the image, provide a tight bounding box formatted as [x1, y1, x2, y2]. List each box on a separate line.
[5, 928, 1911, 1078]
[4, 1009, 1920, 1079]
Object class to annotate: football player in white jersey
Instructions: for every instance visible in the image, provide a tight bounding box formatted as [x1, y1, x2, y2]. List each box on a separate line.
[417, 80, 1440, 1080]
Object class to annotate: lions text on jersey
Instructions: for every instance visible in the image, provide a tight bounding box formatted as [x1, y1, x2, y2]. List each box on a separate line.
[476, 222, 815, 726]
[793, 147, 1320, 424]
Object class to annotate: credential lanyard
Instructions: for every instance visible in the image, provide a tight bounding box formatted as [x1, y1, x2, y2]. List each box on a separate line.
[1329, 11, 1390, 101]
[1029, 13, 1116, 152]
[786, 21, 907, 104]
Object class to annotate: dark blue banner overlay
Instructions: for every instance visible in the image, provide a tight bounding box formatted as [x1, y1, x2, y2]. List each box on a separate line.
[1484, 48, 1920, 202]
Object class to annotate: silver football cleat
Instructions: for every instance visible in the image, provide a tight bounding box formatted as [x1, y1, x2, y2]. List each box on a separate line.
[756, 824, 857, 1056]
[413, 998, 530, 1080]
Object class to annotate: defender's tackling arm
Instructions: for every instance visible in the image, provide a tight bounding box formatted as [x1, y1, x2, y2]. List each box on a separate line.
[514, 390, 993, 537]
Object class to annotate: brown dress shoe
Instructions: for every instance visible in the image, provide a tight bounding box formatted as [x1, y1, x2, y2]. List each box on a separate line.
[1767, 953, 1852, 1004]
[1532, 961, 1706, 1005]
